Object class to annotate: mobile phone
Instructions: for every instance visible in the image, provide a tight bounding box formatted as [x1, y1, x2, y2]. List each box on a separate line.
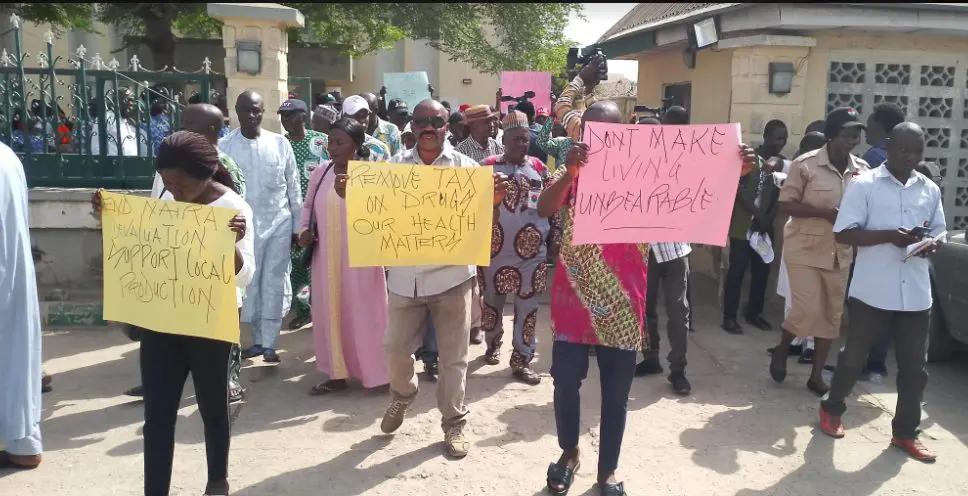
[909, 226, 930, 239]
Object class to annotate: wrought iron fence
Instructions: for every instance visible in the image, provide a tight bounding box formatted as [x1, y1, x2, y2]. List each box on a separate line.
[0, 14, 227, 188]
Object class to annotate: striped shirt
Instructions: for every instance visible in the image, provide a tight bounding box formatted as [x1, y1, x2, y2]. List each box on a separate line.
[553, 75, 599, 141]
[649, 242, 692, 263]
[455, 136, 504, 164]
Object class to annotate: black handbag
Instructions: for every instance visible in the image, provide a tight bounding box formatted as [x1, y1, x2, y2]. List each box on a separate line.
[300, 162, 335, 267]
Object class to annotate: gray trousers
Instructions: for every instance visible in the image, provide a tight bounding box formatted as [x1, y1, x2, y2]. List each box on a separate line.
[644, 252, 690, 372]
[822, 298, 930, 439]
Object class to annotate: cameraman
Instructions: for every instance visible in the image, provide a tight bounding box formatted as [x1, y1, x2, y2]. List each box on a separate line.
[554, 55, 605, 141]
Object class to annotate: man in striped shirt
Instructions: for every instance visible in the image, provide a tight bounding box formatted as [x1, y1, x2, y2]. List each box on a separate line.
[455, 105, 504, 163]
[632, 117, 693, 395]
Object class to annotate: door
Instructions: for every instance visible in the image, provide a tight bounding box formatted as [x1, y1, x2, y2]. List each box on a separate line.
[663, 83, 692, 111]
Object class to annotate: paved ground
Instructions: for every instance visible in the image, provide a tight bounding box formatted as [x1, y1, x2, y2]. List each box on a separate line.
[4, 279, 968, 495]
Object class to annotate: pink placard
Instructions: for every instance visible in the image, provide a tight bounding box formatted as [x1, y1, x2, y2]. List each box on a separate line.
[571, 122, 744, 247]
[500, 72, 552, 114]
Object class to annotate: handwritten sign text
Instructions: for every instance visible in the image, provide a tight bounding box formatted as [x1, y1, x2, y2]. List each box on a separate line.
[100, 192, 240, 342]
[572, 122, 743, 246]
[345, 161, 493, 266]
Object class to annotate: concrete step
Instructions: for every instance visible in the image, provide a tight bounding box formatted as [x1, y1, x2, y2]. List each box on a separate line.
[40, 287, 106, 327]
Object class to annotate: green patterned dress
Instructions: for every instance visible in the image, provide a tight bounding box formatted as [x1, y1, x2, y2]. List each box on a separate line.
[286, 129, 329, 323]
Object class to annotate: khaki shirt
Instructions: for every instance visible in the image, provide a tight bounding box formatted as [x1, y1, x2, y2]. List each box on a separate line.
[779, 146, 869, 270]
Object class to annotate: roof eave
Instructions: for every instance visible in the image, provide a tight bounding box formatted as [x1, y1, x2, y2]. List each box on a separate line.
[597, 3, 745, 44]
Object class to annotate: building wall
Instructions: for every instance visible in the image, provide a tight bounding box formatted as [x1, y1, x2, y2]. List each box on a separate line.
[636, 47, 733, 127]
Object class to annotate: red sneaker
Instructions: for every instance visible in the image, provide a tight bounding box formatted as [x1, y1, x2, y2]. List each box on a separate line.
[819, 409, 845, 438]
[890, 437, 937, 463]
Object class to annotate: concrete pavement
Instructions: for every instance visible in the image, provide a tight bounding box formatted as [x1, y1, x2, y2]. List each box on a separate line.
[4, 280, 968, 495]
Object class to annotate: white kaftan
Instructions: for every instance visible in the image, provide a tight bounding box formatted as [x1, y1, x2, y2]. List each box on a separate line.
[0, 142, 43, 455]
[218, 128, 302, 349]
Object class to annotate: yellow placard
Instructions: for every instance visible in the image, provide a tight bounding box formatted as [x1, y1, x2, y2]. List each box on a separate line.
[345, 161, 493, 267]
[100, 192, 240, 343]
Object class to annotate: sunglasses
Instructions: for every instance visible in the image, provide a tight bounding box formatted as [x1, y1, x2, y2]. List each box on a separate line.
[412, 116, 446, 129]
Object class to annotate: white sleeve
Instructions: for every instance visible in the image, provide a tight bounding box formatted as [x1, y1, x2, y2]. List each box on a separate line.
[281, 138, 303, 234]
[235, 199, 256, 290]
[150, 173, 164, 199]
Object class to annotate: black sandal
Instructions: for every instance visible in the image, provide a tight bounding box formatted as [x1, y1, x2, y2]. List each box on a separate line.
[546, 460, 580, 494]
[599, 481, 626, 496]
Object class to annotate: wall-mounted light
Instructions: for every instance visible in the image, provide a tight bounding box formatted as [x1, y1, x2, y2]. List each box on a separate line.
[461, 78, 473, 85]
[237, 40, 262, 75]
[690, 17, 720, 49]
[769, 62, 795, 95]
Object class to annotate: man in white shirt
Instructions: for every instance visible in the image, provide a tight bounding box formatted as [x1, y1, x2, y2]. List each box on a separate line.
[219, 91, 302, 364]
[90, 87, 147, 157]
[379, 99, 506, 459]
[822, 122, 945, 463]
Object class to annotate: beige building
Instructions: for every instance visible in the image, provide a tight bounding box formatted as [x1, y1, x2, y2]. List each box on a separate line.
[595, 2, 968, 283]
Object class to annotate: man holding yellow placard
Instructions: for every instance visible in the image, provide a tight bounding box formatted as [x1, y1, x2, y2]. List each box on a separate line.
[354, 99, 507, 459]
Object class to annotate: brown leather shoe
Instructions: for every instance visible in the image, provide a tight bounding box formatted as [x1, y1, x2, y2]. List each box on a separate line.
[891, 437, 937, 463]
[819, 409, 845, 438]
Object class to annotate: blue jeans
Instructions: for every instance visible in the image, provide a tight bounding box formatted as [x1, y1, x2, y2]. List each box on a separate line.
[417, 317, 437, 364]
[550, 340, 637, 476]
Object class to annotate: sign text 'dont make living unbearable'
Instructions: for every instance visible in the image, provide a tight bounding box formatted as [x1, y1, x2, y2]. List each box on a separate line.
[572, 122, 743, 247]
[345, 161, 493, 267]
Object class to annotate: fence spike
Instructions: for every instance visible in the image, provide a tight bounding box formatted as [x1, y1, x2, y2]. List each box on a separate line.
[91, 53, 104, 70]
[129, 54, 141, 72]
[108, 58, 120, 71]
[37, 52, 49, 68]
[75, 45, 87, 58]
[0, 49, 12, 68]
[44, 30, 55, 45]
[9, 13, 20, 29]
[202, 57, 212, 74]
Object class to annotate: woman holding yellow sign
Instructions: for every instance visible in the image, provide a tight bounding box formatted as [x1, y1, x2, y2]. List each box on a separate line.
[299, 117, 390, 396]
[92, 131, 255, 496]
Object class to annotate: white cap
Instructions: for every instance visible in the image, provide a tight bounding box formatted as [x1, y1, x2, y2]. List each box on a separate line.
[341, 95, 369, 117]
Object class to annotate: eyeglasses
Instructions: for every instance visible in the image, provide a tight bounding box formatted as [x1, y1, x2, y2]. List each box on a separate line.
[412, 116, 446, 129]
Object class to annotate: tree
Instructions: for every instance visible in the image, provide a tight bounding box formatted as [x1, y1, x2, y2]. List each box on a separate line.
[0, 4, 97, 34]
[96, 3, 583, 76]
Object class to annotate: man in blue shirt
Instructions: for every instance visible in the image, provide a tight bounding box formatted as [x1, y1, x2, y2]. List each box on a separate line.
[821, 122, 945, 463]
[857, 102, 906, 380]
[861, 103, 905, 167]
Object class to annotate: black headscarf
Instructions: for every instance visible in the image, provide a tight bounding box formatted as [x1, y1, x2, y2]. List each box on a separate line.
[156, 131, 237, 193]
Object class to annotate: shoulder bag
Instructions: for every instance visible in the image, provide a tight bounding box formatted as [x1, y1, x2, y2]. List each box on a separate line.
[300, 162, 336, 267]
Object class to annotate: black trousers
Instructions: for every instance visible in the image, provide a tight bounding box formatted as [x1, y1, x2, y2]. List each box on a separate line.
[723, 236, 771, 320]
[141, 330, 233, 495]
[822, 298, 930, 439]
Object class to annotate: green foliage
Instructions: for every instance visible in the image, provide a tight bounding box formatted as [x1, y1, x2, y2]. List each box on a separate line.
[0, 4, 97, 34]
[14, 3, 583, 76]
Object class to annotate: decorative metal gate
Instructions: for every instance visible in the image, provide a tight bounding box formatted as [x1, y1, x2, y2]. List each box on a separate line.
[826, 53, 968, 230]
[0, 14, 227, 189]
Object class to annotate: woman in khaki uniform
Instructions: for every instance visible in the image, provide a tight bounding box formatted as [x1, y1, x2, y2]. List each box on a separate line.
[769, 107, 870, 395]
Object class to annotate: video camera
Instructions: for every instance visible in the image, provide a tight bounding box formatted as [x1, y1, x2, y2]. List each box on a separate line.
[633, 97, 675, 119]
[500, 90, 536, 106]
[567, 47, 609, 81]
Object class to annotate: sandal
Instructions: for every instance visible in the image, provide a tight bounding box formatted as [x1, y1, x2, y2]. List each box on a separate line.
[806, 378, 829, 397]
[513, 367, 542, 385]
[546, 460, 580, 494]
[484, 347, 501, 366]
[229, 384, 245, 404]
[241, 345, 265, 359]
[262, 349, 281, 363]
[41, 374, 52, 394]
[309, 379, 349, 396]
[599, 481, 626, 496]
[0, 450, 41, 470]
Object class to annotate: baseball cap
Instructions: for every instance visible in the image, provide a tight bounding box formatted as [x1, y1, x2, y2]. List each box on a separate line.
[536, 107, 550, 118]
[277, 99, 308, 115]
[459, 104, 471, 113]
[388, 99, 409, 115]
[824, 107, 866, 140]
[341, 95, 370, 117]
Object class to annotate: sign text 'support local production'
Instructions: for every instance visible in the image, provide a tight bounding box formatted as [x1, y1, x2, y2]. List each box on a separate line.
[345, 161, 494, 267]
[100, 192, 240, 343]
[572, 122, 743, 247]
